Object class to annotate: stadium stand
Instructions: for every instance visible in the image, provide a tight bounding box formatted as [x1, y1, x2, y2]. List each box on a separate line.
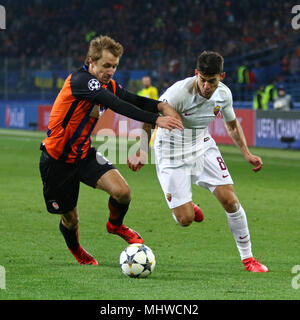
[0, 0, 299, 105]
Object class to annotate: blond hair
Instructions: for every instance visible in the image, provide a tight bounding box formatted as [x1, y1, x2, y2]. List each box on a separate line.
[84, 35, 124, 66]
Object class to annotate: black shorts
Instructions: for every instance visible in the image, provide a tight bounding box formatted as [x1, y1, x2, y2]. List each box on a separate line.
[39, 147, 115, 214]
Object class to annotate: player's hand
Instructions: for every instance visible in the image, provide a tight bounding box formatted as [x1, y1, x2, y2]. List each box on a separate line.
[156, 116, 184, 131]
[245, 153, 263, 172]
[127, 149, 148, 172]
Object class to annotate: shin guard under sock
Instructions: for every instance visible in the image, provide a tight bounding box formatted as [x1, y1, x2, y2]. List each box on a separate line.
[108, 196, 129, 226]
[226, 205, 252, 260]
[59, 220, 79, 251]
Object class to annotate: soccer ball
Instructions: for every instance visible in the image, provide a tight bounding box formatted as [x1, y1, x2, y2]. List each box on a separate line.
[119, 243, 156, 278]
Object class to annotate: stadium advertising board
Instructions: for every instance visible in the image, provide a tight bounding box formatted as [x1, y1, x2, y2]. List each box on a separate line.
[38, 105, 52, 131]
[256, 110, 300, 149]
[93, 109, 256, 143]
[2, 102, 299, 150]
[0, 101, 38, 130]
[209, 109, 255, 146]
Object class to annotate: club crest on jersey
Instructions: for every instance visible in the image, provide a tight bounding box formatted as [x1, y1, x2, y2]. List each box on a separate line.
[166, 193, 172, 202]
[52, 201, 59, 210]
[88, 78, 101, 91]
[214, 105, 221, 116]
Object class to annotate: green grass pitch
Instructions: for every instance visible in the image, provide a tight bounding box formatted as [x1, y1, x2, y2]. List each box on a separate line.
[0, 128, 300, 300]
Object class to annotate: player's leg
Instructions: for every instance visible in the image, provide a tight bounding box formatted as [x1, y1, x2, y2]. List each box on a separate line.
[60, 207, 79, 251]
[172, 201, 204, 226]
[172, 202, 195, 227]
[213, 184, 252, 259]
[213, 184, 268, 272]
[40, 150, 97, 265]
[155, 161, 204, 226]
[95, 169, 143, 243]
[96, 168, 131, 226]
[60, 207, 98, 265]
[192, 139, 268, 272]
[79, 148, 142, 244]
[52, 176, 98, 265]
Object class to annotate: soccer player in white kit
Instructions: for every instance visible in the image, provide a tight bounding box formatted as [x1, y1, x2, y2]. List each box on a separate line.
[128, 51, 268, 272]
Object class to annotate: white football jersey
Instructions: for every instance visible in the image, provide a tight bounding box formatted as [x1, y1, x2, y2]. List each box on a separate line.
[154, 76, 236, 164]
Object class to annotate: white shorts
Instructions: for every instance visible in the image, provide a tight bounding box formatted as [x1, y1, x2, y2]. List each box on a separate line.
[154, 136, 233, 209]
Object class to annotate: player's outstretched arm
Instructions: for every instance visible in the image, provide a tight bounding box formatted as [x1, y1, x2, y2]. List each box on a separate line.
[127, 103, 183, 172]
[127, 123, 153, 172]
[127, 149, 148, 172]
[225, 119, 263, 172]
[156, 101, 183, 130]
[155, 116, 183, 131]
[90, 87, 183, 130]
[157, 101, 182, 121]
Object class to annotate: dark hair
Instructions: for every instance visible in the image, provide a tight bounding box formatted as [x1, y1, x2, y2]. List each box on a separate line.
[196, 51, 224, 75]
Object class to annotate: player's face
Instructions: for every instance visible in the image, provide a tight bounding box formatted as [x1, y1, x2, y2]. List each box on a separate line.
[195, 70, 225, 99]
[89, 49, 120, 84]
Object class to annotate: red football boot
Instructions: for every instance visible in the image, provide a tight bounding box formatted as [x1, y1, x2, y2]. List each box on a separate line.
[242, 257, 269, 272]
[106, 221, 143, 244]
[68, 245, 98, 266]
[192, 203, 204, 222]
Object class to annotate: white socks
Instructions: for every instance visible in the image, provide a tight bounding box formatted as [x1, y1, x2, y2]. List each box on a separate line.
[226, 205, 253, 260]
[172, 211, 179, 224]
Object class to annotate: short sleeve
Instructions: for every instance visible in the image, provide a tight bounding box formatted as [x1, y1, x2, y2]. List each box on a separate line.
[220, 88, 236, 122]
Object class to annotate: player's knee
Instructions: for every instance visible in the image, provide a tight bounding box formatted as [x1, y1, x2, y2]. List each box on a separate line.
[62, 213, 79, 229]
[180, 220, 193, 227]
[173, 205, 194, 227]
[177, 214, 194, 227]
[223, 199, 240, 213]
[112, 185, 131, 204]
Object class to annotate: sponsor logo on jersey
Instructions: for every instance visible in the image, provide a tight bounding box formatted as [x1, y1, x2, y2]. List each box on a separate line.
[184, 112, 194, 116]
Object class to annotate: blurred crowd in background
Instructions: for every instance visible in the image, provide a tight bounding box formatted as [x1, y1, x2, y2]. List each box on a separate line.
[0, 0, 299, 104]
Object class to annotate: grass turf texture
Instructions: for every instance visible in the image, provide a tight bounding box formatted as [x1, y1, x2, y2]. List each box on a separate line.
[0, 128, 300, 300]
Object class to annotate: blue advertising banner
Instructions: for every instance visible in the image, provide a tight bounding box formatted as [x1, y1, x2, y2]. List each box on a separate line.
[256, 110, 300, 149]
[1, 101, 300, 151]
[0, 100, 50, 130]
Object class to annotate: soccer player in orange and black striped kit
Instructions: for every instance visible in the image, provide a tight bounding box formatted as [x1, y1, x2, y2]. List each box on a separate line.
[39, 35, 183, 265]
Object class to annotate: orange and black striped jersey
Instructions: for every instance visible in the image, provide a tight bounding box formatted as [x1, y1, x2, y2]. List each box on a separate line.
[42, 65, 160, 163]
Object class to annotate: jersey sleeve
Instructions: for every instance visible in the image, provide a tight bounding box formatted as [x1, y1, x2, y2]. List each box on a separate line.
[115, 84, 159, 114]
[159, 83, 186, 113]
[220, 88, 236, 122]
[70, 72, 158, 124]
[70, 71, 105, 101]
